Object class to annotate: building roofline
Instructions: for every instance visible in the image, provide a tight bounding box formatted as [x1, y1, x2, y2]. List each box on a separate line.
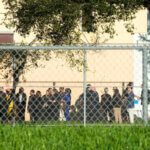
[0, 31, 13, 34]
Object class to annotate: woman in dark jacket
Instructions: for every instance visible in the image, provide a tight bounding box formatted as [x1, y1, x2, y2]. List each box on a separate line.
[121, 87, 129, 122]
[34, 91, 43, 122]
[112, 88, 122, 123]
[48, 89, 60, 121]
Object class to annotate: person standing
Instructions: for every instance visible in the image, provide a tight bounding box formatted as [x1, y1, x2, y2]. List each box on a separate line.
[63, 88, 71, 121]
[75, 93, 84, 122]
[127, 87, 135, 123]
[48, 89, 60, 121]
[59, 87, 65, 99]
[121, 86, 129, 122]
[41, 89, 51, 122]
[35, 91, 43, 122]
[85, 84, 99, 122]
[28, 89, 36, 122]
[58, 87, 65, 121]
[16, 87, 27, 122]
[77, 84, 100, 122]
[90, 87, 100, 122]
[43, 88, 53, 121]
[112, 88, 122, 123]
[101, 87, 113, 122]
[6, 88, 14, 122]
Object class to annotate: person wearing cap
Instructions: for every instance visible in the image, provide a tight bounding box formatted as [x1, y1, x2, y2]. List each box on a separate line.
[16, 87, 27, 122]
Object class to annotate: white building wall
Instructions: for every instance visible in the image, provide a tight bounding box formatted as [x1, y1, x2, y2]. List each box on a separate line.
[134, 34, 143, 97]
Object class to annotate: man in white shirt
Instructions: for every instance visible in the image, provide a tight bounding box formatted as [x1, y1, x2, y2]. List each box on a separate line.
[16, 87, 27, 122]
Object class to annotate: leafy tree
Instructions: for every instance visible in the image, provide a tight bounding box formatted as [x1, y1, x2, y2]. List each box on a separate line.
[0, 0, 148, 89]
[2, 0, 145, 43]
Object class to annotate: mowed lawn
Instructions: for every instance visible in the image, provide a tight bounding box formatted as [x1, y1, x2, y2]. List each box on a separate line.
[0, 125, 150, 150]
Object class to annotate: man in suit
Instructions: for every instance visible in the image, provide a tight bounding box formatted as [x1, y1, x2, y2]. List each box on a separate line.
[78, 84, 100, 123]
[16, 87, 27, 122]
[28, 89, 36, 122]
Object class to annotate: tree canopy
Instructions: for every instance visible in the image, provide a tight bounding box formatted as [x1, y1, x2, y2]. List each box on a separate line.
[0, 0, 149, 86]
[2, 0, 147, 45]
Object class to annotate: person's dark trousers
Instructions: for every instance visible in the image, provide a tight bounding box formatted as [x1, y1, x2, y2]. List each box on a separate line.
[41, 108, 47, 122]
[103, 108, 108, 121]
[1, 110, 7, 123]
[0, 112, 7, 123]
[102, 107, 114, 122]
[30, 112, 37, 123]
[121, 106, 129, 122]
[109, 108, 114, 122]
[92, 108, 100, 122]
[17, 107, 25, 122]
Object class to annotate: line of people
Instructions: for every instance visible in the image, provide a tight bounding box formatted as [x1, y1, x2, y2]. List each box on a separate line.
[0, 82, 147, 124]
[28, 87, 71, 122]
[0, 87, 72, 123]
[0, 87, 27, 123]
[75, 82, 138, 123]
[100, 85, 134, 123]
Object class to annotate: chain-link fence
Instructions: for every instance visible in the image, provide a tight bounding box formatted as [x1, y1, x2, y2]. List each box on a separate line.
[0, 44, 149, 126]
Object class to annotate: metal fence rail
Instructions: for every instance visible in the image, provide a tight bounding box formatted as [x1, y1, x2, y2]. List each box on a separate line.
[0, 45, 149, 50]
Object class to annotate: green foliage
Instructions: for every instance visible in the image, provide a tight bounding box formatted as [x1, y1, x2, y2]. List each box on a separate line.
[0, 0, 147, 84]
[2, 0, 145, 42]
[0, 125, 150, 150]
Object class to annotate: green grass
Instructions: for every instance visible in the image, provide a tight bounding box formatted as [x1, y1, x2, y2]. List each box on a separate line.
[0, 125, 150, 150]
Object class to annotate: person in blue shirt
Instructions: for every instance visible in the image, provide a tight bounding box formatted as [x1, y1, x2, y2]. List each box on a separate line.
[127, 87, 134, 109]
[63, 88, 71, 121]
[127, 87, 135, 123]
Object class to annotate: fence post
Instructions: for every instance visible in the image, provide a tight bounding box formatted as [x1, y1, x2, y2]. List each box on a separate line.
[122, 82, 125, 94]
[142, 48, 148, 125]
[83, 49, 87, 127]
[53, 82, 56, 89]
[12, 51, 17, 127]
